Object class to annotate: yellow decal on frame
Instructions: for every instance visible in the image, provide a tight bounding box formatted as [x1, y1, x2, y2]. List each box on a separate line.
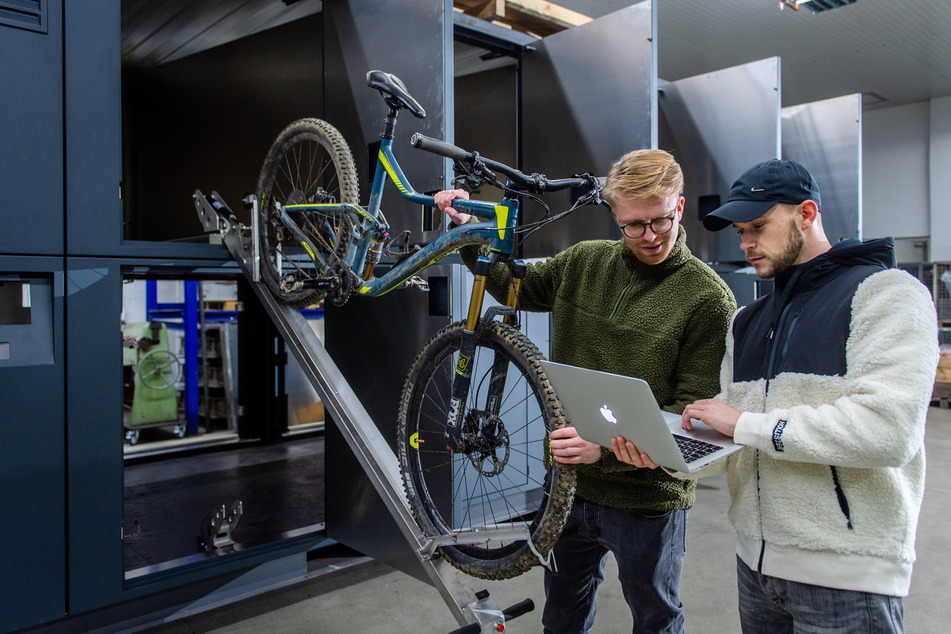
[494, 205, 509, 240]
[380, 151, 410, 195]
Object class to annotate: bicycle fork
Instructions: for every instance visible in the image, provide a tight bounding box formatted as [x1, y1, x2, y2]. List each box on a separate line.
[445, 255, 526, 454]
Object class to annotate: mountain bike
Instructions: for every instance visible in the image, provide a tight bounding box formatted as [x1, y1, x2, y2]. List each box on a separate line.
[256, 70, 602, 580]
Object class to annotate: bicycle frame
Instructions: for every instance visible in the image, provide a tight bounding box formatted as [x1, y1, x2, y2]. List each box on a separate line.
[282, 133, 523, 299]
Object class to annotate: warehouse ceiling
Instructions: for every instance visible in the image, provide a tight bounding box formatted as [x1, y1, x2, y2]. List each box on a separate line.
[121, 0, 951, 111]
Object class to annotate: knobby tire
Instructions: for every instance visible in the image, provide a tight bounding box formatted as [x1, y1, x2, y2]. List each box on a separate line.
[256, 118, 361, 307]
[397, 320, 575, 580]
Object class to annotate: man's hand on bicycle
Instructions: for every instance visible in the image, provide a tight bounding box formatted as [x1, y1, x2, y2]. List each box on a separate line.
[434, 189, 472, 226]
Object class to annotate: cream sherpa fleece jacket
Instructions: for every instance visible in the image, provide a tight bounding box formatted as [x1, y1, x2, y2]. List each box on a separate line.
[682, 239, 938, 597]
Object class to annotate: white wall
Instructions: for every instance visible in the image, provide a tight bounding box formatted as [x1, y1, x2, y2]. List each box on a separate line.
[862, 95, 951, 262]
[862, 101, 930, 240]
[930, 96, 951, 262]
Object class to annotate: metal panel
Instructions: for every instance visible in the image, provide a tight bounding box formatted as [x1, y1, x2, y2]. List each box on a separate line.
[659, 58, 781, 263]
[326, 265, 453, 583]
[782, 94, 862, 243]
[65, 258, 125, 612]
[64, 0, 121, 255]
[520, 1, 656, 258]
[0, 257, 65, 632]
[322, 0, 452, 580]
[323, 0, 450, 246]
[0, 1, 63, 255]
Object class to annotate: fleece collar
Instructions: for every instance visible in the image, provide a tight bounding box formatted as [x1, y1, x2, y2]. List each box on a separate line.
[773, 237, 895, 295]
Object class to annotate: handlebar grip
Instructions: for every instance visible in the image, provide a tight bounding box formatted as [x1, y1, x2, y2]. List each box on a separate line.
[502, 598, 535, 621]
[411, 133, 469, 162]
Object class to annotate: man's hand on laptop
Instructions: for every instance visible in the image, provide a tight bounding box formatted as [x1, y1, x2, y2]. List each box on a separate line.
[549, 427, 602, 464]
[681, 398, 741, 437]
[610, 437, 660, 469]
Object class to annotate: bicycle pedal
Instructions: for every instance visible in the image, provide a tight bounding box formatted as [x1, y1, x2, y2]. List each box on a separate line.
[400, 276, 429, 291]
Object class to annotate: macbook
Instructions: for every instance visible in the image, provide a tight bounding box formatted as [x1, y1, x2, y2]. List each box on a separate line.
[539, 360, 743, 473]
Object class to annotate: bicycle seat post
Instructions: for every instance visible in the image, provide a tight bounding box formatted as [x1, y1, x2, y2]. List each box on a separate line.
[381, 107, 400, 140]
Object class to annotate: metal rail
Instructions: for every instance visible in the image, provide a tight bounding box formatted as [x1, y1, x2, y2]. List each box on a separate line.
[193, 191, 517, 632]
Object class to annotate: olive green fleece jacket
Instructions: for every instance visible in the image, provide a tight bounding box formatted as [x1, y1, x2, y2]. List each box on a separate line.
[460, 230, 736, 510]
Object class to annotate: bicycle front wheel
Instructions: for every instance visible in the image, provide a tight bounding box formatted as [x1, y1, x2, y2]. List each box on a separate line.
[397, 320, 576, 580]
[256, 118, 361, 307]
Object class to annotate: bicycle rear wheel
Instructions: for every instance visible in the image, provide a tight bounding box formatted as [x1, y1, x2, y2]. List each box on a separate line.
[397, 320, 576, 580]
[256, 118, 361, 307]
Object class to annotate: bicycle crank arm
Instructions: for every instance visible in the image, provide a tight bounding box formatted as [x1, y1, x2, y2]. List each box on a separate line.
[417, 525, 530, 561]
[301, 277, 339, 290]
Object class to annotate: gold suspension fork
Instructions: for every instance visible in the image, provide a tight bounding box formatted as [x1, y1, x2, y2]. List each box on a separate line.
[465, 257, 492, 332]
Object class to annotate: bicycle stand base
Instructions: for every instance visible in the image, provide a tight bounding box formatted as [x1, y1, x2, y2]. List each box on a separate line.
[193, 190, 527, 633]
[448, 592, 536, 634]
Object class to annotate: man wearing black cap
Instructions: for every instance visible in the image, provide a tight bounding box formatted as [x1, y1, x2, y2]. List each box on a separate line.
[616, 158, 939, 632]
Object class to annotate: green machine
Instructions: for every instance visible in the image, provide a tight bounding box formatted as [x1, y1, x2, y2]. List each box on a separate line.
[122, 321, 184, 444]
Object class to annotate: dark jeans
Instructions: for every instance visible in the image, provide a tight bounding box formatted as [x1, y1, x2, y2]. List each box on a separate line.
[736, 556, 905, 633]
[541, 498, 688, 634]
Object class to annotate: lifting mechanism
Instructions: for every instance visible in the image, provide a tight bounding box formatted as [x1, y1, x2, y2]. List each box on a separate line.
[193, 190, 534, 633]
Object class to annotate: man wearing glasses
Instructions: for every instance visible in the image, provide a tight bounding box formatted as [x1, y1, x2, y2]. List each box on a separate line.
[435, 148, 736, 634]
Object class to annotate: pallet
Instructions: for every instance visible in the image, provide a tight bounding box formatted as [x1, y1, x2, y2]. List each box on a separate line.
[932, 381, 951, 409]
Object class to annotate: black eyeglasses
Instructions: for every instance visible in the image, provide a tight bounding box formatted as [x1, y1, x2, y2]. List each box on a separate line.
[617, 211, 678, 239]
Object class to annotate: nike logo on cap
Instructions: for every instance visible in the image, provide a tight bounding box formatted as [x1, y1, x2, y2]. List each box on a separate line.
[751, 187, 765, 192]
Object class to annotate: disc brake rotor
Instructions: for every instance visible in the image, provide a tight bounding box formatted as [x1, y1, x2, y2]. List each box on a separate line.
[461, 412, 511, 476]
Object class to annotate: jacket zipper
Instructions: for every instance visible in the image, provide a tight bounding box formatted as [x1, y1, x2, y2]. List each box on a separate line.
[830, 466, 854, 529]
[609, 272, 637, 321]
[756, 281, 802, 572]
[778, 307, 804, 364]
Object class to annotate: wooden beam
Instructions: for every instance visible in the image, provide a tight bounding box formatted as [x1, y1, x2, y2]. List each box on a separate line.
[456, 0, 505, 22]
[454, 0, 591, 37]
[505, 0, 591, 30]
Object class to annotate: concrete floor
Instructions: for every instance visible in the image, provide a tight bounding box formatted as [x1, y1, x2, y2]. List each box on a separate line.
[181, 406, 950, 633]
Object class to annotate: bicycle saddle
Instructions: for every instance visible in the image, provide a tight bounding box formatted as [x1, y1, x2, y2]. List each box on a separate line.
[366, 70, 426, 119]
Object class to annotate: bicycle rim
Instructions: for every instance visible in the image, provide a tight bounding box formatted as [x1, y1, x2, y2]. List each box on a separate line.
[397, 321, 576, 580]
[256, 118, 360, 307]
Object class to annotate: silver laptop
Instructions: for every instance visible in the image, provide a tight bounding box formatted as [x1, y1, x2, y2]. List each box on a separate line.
[539, 360, 743, 473]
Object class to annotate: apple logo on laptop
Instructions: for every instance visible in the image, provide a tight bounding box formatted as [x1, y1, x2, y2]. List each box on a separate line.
[600, 405, 618, 424]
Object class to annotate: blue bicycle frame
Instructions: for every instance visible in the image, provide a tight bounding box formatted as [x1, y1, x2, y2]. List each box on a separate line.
[284, 133, 521, 298]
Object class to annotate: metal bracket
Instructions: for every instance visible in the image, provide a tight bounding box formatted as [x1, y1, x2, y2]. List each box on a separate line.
[467, 590, 504, 633]
[419, 525, 530, 561]
[198, 500, 243, 552]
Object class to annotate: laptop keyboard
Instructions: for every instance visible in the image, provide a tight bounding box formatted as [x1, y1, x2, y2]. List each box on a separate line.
[673, 434, 723, 463]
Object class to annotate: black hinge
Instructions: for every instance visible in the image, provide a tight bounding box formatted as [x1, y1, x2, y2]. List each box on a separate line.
[0, 0, 46, 34]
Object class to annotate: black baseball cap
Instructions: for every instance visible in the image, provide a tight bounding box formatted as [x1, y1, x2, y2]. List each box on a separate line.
[703, 159, 821, 231]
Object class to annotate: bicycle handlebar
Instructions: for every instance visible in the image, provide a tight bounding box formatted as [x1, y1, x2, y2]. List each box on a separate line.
[411, 133, 598, 196]
[410, 133, 469, 162]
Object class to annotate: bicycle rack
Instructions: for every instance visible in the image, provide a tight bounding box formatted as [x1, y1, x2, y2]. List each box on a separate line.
[193, 190, 529, 633]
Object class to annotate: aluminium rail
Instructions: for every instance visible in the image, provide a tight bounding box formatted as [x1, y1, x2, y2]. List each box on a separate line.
[193, 190, 530, 634]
